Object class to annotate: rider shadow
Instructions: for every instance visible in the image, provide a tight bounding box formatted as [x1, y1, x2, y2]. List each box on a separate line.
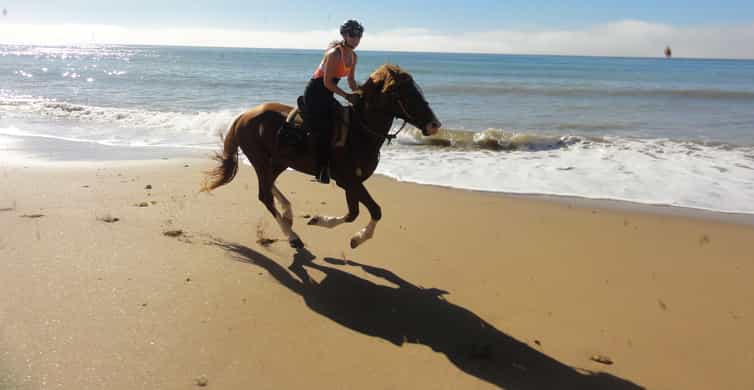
[214, 241, 644, 390]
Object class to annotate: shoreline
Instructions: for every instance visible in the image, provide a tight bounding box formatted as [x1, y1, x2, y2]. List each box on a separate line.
[3, 133, 753, 227]
[456, 188, 754, 227]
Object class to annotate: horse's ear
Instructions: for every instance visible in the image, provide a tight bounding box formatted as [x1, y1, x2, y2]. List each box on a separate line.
[370, 65, 401, 94]
[382, 67, 404, 93]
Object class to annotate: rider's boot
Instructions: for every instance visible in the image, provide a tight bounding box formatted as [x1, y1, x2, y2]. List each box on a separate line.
[317, 163, 330, 184]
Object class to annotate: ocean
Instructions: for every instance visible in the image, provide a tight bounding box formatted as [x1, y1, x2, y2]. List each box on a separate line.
[2, 44, 754, 214]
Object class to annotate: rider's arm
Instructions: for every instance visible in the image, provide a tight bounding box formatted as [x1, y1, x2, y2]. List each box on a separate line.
[323, 49, 350, 98]
[347, 52, 359, 92]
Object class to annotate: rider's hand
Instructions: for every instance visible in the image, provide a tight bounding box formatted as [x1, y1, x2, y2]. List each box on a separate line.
[345, 93, 361, 106]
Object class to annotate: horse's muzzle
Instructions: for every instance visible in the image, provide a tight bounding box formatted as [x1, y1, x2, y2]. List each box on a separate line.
[423, 119, 441, 136]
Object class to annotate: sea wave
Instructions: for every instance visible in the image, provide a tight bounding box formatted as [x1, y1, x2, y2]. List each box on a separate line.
[398, 127, 600, 151]
[393, 125, 754, 155]
[0, 44, 150, 60]
[3, 92, 751, 154]
[0, 92, 239, 145]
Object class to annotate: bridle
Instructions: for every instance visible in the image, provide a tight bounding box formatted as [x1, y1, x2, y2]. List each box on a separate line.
[356, 90, 420, 145]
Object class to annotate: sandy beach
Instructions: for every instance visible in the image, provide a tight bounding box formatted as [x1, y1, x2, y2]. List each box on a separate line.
[1, 155, 753, 389]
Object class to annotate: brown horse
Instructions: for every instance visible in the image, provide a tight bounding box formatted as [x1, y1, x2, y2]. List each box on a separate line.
[202, 64, 441, 249]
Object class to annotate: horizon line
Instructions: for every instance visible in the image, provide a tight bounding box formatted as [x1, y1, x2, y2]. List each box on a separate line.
[2, 42, 752, 62]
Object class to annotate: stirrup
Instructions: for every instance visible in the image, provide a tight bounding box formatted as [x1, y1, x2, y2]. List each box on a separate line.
[317, 166, 330, 184]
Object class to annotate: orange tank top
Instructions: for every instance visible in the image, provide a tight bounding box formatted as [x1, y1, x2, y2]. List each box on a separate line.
[312, 45, 353, 80]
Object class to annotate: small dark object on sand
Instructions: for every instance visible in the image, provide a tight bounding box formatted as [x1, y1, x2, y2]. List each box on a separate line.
[163, 229, 183, 237]
[195, 375, 208, 387]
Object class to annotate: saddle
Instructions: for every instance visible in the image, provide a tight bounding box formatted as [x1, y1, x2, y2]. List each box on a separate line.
[277, 96, 350, 149]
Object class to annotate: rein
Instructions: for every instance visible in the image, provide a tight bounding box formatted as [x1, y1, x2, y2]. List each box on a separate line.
[355, 95, 414, 145]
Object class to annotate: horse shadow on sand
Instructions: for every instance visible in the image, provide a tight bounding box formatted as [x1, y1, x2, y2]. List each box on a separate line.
[212, 240, 643, 390]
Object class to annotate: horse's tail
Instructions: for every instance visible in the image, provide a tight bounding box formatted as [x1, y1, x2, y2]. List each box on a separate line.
[201, 114, 243, 192]
[201, 103, 293, 193]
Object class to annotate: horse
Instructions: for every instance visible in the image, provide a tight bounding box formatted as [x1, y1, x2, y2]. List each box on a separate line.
[202, 64, 441, 249]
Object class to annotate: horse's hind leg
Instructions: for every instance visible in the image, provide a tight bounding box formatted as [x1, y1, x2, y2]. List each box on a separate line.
[270, 165, 297, 231]
[238, 113, 302, 248]
[255, 166, 303, 248]
[271, 184, 293, 227]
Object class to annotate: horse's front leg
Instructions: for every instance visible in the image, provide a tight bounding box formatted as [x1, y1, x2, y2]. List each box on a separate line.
[348, 182, 381, 249]
[307, 184, 359, 229]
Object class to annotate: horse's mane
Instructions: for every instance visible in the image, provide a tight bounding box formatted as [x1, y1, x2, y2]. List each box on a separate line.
[365, 64, 409, 94]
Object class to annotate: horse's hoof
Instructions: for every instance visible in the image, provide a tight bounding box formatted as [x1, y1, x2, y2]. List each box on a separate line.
[289, 238, 305, 248]
[307, 216, 320, 226]
[350, 238, 359, 249]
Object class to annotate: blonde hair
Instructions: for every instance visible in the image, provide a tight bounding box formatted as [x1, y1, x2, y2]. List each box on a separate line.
[327, 40, 344, 50]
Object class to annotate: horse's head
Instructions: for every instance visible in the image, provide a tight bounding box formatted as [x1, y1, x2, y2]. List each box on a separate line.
[366, 64, 441, 136]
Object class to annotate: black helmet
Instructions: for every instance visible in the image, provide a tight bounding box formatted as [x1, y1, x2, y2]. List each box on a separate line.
[340, 20, 364, 37]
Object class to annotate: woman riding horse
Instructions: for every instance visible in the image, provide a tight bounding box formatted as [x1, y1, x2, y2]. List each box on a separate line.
[202, 64, 441, 249]
[305, 19, 364, 184]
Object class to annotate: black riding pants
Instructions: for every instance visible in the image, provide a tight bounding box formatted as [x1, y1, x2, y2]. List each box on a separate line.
[303, 77, 338, 169]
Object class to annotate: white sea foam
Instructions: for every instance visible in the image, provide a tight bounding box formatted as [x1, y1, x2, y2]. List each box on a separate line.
[379, 135, 754, 214]
[0, 93, 239, 147]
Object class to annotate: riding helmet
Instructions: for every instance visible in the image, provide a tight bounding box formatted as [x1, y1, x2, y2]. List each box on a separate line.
[340, 20, 364, 37]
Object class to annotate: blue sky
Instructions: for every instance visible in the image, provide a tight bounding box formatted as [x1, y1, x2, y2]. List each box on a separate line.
[2, 0, 754, 58]
[3, 0, 754, 29]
